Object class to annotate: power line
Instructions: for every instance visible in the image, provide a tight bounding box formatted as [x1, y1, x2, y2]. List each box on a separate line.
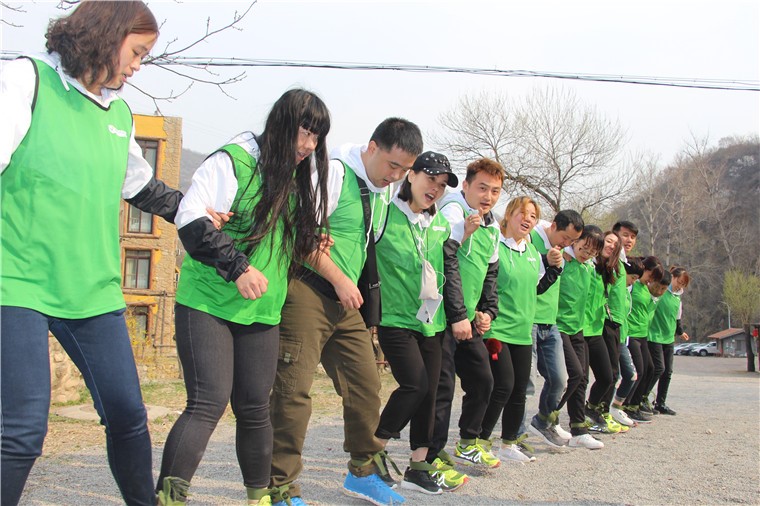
[2, 51, 758, 91]
[157, 57, 760, 92]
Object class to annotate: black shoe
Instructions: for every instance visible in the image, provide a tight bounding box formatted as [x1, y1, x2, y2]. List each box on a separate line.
[401, 467, 442, 495]
[639, 400, 653, 414]
[624, 406, 653, 423]
[654, 403, 677, 415]
[375, 451, 399, 489]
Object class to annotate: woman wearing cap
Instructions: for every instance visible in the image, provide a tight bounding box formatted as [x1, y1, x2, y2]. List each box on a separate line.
[374, 151, 458, 495]
[478, 196, 562, 463]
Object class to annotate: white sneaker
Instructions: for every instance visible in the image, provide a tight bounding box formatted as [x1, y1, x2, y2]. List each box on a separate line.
[568, 434, 604, 450]
[498, 444, 536, 463]
[610, 406, 634, 427]
[553, 422, 572, 441]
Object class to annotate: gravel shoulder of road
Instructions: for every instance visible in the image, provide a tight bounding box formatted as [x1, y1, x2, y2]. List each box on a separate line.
[20, 356, 760, 505]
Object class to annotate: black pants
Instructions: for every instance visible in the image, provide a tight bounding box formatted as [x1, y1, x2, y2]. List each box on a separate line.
[558, 332, 589, 435]
[159, 305, 279, 490]
[646, 341, 666, 400]
[376, 327, 443, 450]
[586, 334, 614, 408]
[429, 325, 493, 459]
[628, 337, 653, 406]
[656, 343, 674, 405]
[600, 319, 621, 408]
[480, 342, 533, 441]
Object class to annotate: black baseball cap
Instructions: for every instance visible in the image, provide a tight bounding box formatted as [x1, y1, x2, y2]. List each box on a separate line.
[411, 151, 458, 187]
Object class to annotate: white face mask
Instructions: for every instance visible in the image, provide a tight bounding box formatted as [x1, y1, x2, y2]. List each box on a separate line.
[416, 259, 443, 324]
[419, 259, 439, 300]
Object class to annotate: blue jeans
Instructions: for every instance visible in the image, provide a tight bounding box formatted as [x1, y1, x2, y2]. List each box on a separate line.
[1, 306, 153, 506]
[527, 324, 568, 429]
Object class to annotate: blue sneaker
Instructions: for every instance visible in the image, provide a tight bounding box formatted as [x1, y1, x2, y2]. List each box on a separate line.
[343, 472, 405, 505]
[271, 496, 306, 506]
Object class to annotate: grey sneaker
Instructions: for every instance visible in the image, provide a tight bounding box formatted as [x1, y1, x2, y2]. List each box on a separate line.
[528, 415, 567, 447]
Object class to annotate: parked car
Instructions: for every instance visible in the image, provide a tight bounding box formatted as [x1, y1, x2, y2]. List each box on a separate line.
[674, 343, 692, 354]
[692, 341, 719, 356]
[676, 343, 701, 355]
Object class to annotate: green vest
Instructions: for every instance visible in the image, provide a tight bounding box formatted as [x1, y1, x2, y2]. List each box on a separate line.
[485, 240, 541, 345]
[530, 228, 561, 325]
[557, 256, 592, 335]
[627, 281, 653, 338]
[441, 201, 499, 321]
[648, 289, 681, 344]
[377, 202, 450, 336]
[583, 268, 606, 337]
[309, 163, 390, 284]
[607, 259, 628, 324]
[176, 144, 289, 325]
[1, 58, 132, 318]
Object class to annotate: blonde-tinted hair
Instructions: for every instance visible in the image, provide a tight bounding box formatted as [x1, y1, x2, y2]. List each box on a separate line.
[500, 196, 541, 236]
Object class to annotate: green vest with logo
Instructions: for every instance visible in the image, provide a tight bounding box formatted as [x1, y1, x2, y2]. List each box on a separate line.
[176, 144, 289, 325]
[442, 202, 499, 322]
[1, 58, 132, 318]
[485, 241, 541, 345]
[377, 203, 450, 336]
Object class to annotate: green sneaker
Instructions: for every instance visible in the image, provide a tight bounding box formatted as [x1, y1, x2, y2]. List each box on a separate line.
[602, 413, 627, 433]
[430, 457, 469, 492]
[454, 438, 501, 468]
[157, 476, 190, 506]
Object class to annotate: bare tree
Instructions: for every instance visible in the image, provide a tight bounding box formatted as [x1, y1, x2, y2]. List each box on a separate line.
[0, 1, 25, 27]
[1, 1, 255, 108]
[434, 86, 633, 215]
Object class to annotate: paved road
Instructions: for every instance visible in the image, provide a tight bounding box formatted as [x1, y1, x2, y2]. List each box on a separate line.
[20, 356, 760, 505]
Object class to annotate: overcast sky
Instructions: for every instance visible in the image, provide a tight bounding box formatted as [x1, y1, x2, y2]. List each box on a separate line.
[2, 0, 758, 168]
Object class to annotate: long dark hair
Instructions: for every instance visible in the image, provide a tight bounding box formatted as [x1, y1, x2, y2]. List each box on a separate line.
[596, 230, 622, 286]
[229, 89, 330, 273]
[46, 1, 158, 88]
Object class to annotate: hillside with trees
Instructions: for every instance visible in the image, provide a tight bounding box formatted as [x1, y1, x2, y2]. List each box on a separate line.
[613, 136, 760, 341]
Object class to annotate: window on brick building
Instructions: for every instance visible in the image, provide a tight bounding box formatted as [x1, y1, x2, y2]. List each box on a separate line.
[124, 249, 151, 289]
[127, 139, 159, 234]
[128, 305, 150, 341]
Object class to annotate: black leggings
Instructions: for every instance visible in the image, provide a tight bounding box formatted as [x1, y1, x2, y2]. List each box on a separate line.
[586, 334, 614, 409]
[558, 332, 589, 435]
[158, 304, 279, 490]
[624, 336, 645, 405]
[628, 337, 653, 406]
[376, 327, 443, 450]
[479, 342, 533, 441]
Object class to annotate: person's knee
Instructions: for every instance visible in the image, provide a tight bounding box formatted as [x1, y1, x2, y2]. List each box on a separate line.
[2, 420, 48, 458]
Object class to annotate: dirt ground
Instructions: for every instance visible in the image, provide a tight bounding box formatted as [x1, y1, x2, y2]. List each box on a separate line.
[19, 355, 760, 505]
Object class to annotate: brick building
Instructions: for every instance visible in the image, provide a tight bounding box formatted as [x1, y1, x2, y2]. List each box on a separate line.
[121, 114, 183, 379]
[51, 114, 183, 402]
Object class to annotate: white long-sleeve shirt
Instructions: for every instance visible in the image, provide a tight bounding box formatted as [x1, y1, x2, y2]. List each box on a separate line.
[0, 53, 155, 198]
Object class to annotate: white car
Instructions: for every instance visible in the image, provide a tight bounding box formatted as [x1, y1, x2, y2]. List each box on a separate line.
[692, 341, 719, 356]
